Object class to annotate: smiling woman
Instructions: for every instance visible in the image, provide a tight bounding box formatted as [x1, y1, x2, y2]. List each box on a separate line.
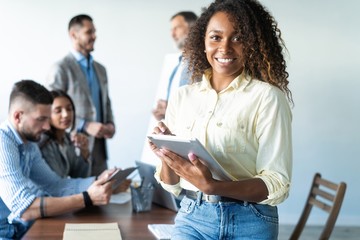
[38, 90, 92, 178]
[204, 11, 245, 92]
[184, 0, 292, 104]
[149, 0, 293, 239]
[0, 0, 357, 228]
[51, 93, 75, 131]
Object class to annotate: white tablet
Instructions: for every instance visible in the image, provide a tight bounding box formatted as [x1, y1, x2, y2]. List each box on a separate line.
[147, 134, 234, 181]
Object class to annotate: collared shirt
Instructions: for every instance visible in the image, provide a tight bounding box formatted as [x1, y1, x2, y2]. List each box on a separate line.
[0, 120, 93, 238]
[166, 55, 192, 101]
[71, 50, 102, 123]
[166, 55, 182, 101]
[155, 53, 190, 101]
[141, 53, 191, 165]
[155, 70, 293, 206]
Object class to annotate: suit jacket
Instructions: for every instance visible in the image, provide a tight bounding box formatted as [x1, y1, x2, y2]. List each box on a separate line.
[46, 52, 114, 154]
[38, 133, 91, 178]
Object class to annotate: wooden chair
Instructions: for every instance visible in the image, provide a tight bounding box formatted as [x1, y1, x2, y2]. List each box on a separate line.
[290, 172, 347, 240]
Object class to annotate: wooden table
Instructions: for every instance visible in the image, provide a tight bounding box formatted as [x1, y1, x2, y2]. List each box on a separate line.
[22, 202, 176, 240]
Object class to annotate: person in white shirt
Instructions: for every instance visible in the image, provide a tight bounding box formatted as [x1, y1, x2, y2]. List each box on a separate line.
[152, 11, 198, 121]
[141, 11, 198, 165]
[149, 0, 293, 239]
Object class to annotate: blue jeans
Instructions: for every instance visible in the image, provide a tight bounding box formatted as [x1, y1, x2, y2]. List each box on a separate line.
[0, 219, 33, 240]
[172, 196, 278, 240]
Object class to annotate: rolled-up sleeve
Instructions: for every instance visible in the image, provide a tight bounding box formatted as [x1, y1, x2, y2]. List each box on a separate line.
[154, 163, 183, 197]
[254, 87, 292, 205]
[256, 171, 290, 205]
[152, 76, 293, 206]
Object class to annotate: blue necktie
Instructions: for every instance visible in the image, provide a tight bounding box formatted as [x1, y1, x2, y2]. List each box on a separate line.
[86, 57, 102, 122]
[166, 56, 182, 101]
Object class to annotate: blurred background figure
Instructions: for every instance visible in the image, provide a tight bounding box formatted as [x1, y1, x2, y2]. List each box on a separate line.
[39, 90, 91, 178]
[152, 11, 198, 121]
[141, 11, 198, 166]
[46, 14, 115, 176]
[0, 80, 115, 239]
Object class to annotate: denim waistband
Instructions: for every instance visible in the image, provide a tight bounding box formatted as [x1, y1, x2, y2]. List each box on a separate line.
[185, 190, 247, 204]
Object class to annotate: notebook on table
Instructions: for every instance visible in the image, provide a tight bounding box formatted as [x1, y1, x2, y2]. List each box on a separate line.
[135, 160, 183, 212]
[148, 224, 174, 240]
[63, 222, 122, 240]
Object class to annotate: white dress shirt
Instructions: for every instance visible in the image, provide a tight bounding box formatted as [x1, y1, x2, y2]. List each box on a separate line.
[140, 52, 186, 165]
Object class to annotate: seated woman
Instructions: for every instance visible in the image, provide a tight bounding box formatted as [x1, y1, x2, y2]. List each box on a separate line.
[39, 90, 91, 178]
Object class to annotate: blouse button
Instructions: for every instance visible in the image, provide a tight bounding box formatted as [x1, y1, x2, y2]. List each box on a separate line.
[217, 122, 223, 127]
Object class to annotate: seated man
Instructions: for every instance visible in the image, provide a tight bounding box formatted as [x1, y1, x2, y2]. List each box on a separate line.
[0, 80, 115, 239]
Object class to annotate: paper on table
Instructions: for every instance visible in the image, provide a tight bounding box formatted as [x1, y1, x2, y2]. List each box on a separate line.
[63, 222, 122, 240]
[148, 224, 174, 240]
[110, 191, 131, 204]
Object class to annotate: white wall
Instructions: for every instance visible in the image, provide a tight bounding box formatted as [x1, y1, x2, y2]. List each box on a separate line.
[0, 0, 359, 226]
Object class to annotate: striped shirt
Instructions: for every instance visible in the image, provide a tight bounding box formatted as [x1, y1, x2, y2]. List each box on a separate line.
[0, 120, 94, 238]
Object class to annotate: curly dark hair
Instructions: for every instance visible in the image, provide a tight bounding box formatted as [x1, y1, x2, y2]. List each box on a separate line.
[184, 0, 293, 103]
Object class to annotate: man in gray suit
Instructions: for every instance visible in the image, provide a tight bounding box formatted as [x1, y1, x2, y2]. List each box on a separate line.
[46, 14, 115, 176]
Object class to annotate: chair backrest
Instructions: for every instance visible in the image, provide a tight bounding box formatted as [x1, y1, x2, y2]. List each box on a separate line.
[290, 172, 347, 240]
